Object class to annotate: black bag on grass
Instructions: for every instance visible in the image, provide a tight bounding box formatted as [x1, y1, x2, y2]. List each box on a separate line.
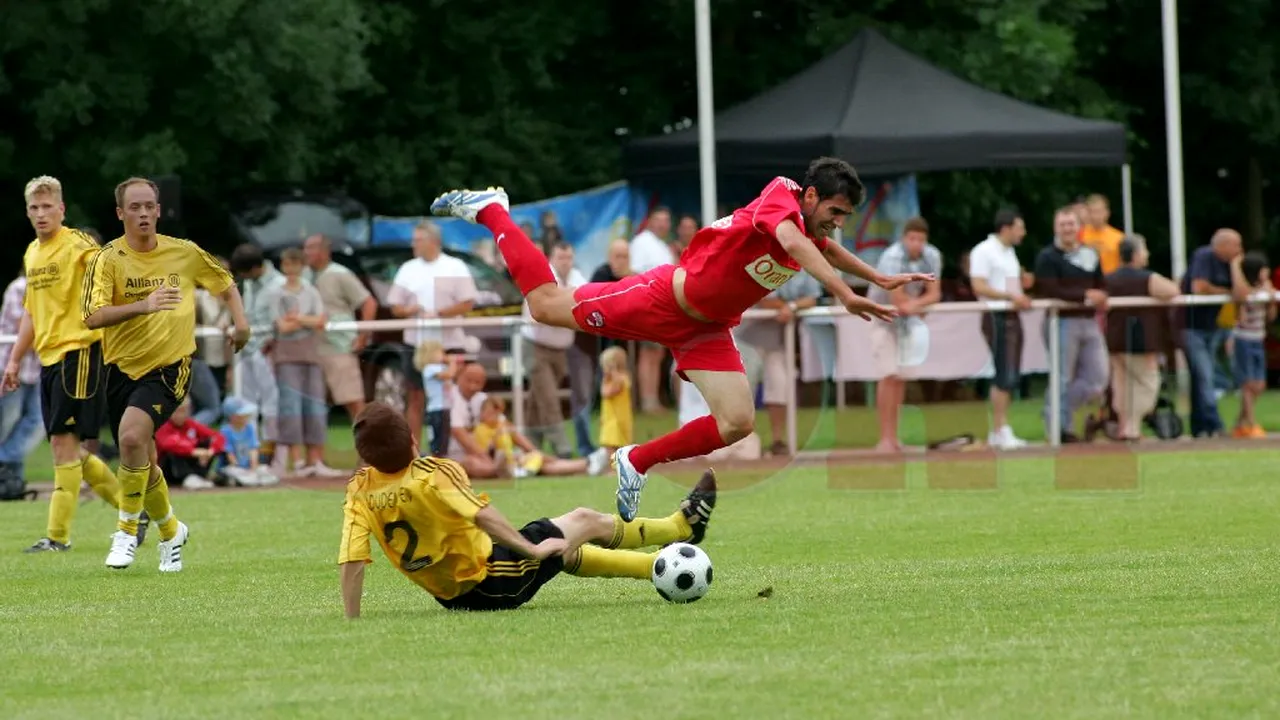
[0, 465, 37, 502]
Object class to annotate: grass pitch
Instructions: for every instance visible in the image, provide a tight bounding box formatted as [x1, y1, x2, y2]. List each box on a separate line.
[2, 448, 1278, 719]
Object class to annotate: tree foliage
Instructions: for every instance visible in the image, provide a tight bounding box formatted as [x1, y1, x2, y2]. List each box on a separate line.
[0, 0, 1273, 274]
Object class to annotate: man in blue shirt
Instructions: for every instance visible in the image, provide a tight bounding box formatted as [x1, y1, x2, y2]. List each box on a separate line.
[1180, 229, 1243, 437]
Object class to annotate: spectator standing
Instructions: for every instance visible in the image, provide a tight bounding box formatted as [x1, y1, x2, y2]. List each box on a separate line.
[1228, 251, 1275, 438]
[520, 243, 582, 457]
[629, 207, 676, 413]
[303, 233, 376, 421]
[229, 244, 284, 453]
[1081, 194, 1125, 275]
[1033, 207, 1109, 443]
[388, 220, 478, 446]
[1180, 229, 1244, 437]
[0, 273, 43, 479]
[868, 217, 942, 452]
[266, 248, 341, 476]
[1104, 235, 1180, 441]
[969, 210, 1034, 449]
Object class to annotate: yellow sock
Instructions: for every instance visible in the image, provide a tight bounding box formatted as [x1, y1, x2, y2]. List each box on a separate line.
[565, 545, 656, 579]
[81, 454, 121, 508]
[116, 464, 149, 535]
[144, 469, 181, 541]
[603, 512, 692, 549]
[47, 462, 83, 544]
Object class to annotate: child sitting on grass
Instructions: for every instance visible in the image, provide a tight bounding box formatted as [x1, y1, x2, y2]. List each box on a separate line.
[155, 398, 227, 490]
[218, 396, 279, 486]
[471, 396, 539, 478]
[1230, 251, 1277, 438]
[598, 346, 634, 459]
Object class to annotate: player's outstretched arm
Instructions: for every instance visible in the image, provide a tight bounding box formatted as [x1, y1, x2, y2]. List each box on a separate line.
[219, 285, 252, 352]
[341, 562, 366, 619]
[775, 220, 863, 305]
[475, 506, 565, 561]
[818, 240, 882, 284]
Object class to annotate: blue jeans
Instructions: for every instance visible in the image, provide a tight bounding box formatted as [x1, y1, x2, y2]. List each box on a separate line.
[1182, 329, 1224, 436]
[189, 358, 223, 426]
[0, 383, 45, 477]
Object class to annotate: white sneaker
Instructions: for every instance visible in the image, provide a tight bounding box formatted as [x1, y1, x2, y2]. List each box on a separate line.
[430, 187, 510, 223]
[105, 530, 138, 569]
[293, 464, 318, 478]
[158, 521, 189, 573]
[988, 425, 1028, 450]
[255, 467, 280, 485]
[182, 474, 214, 489]
[586, 447, 609, 476]
[224, 466, 260, 487]
[310, 462, 349, 477]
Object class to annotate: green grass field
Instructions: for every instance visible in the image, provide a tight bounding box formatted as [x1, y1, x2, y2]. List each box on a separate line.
[2, 447, 1278, 718]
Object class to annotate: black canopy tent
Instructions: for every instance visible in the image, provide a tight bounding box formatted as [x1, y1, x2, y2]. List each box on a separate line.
[623, 29, 1129, 223]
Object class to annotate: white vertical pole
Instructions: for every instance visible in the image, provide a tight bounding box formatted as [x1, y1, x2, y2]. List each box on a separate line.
[1047, 307, 1062, 448]
[512, 325, 525, 433]
[1121, 163, 1134, 235]
[1162, 0, 1187, 281]
[694, 0, 717, 226]
[784, 316, 798, 455]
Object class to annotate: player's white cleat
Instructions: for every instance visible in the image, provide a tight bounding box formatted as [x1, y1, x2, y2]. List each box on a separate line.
[612, 445, 647, 522]
[105, 530, 138, 569]
[157, 521, 190, 573]
[430, 187, 510, 223]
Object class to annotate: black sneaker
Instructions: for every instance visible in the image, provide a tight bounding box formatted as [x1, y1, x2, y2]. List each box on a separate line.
[679, 469, 717, 545]
[136, 511, 150, 547]
[24, 537, 70, 553]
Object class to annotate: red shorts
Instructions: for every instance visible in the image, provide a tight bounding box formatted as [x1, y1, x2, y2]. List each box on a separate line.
[571, 265, 744, 378]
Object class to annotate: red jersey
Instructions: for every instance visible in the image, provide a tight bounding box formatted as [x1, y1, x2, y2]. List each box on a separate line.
[679, 176, 828, 324]
[156, 418, 225, 458]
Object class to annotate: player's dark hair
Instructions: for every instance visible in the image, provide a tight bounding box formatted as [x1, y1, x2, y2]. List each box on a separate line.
[229, 244, 266, 274]
[802, 157, 866, 206]
[993, 209, 1022, 233]
[1242, 251, 1270, 287]
[353, 402, 416, 474]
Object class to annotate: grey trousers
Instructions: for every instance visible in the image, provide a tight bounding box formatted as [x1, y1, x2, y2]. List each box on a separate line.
[1043, 316, 1109, 434]
[524, 339, 571, 455]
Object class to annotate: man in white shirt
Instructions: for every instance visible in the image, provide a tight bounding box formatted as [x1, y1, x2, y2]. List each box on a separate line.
[628, 207, 676, 413]
[969, 210, 1034, 450]
[868, 217, 943, 453]
[521, 242, 586, 456]
[388, 220, 479, 445]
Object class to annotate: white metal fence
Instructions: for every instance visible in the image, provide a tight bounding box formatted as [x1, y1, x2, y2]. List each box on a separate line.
[1, 291, 1271, 454]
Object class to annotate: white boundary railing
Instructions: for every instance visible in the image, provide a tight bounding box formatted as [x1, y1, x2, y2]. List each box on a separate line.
[1, 291, 1272, 454]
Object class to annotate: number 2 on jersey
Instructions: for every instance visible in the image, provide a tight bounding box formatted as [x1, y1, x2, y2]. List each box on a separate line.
[384, 521, 434, 571]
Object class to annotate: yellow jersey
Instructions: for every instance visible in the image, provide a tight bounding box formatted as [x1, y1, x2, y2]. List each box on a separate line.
[1081, 224, 1124, 275]
[82, 234, 234, 380]
[338, 456, 494, 601]
[22, 227, 104, 365]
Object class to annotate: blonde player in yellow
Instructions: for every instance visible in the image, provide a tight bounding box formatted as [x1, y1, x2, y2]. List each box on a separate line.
[598, 346, 634, 455]
[83, 177, 250, 572]
[2, 176, 123, 553]
[339, 402, 717, 617]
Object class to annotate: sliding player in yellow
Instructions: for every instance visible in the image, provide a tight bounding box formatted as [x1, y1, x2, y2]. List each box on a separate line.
[3, 176, 123, 553]
[339, 402, 717, 617]
[83, 177, 250, 572]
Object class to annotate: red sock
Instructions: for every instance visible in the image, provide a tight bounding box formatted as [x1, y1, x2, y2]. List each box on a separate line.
[628, 415, 726, 474]
[476, 204, 555, 295]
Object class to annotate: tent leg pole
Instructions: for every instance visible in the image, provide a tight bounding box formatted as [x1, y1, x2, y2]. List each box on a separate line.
[1121, 163, 1134, 236]
[694, 0, 717, 225]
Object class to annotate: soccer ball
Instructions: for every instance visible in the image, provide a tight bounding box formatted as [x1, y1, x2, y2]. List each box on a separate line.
[651, 542, 713, 603]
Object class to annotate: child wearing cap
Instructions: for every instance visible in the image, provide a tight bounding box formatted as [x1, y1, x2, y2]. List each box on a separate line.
[219, 396, 278, 486]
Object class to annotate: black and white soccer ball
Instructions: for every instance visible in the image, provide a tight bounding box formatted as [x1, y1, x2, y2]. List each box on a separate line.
[651, 542, 712, 603]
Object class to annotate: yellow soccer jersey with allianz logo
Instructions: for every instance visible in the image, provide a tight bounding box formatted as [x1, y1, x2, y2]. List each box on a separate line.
[22, 226, 104, 366]
[82, 234, 233, 380]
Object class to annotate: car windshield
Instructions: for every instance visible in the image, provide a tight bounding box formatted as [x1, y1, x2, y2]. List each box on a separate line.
[236, 200, 369, 249]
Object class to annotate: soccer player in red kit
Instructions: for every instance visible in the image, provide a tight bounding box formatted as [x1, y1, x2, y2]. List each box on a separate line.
[431, 157, 934, 521]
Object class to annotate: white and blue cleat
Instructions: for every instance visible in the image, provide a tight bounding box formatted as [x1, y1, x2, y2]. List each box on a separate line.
[430, 187, 510, 223]
[612, 445, 647, 522]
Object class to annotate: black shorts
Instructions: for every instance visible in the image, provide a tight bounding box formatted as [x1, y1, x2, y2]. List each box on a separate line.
[39, 341, 105, 440]
[981, 312, 1024, 392]
[104, 356, 194, 442]
[436, 518, 565, 611]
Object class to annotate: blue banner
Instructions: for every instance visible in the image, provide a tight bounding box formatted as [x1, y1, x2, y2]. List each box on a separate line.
[372, 182, 649, 275]
[840, 175, 921, 283]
